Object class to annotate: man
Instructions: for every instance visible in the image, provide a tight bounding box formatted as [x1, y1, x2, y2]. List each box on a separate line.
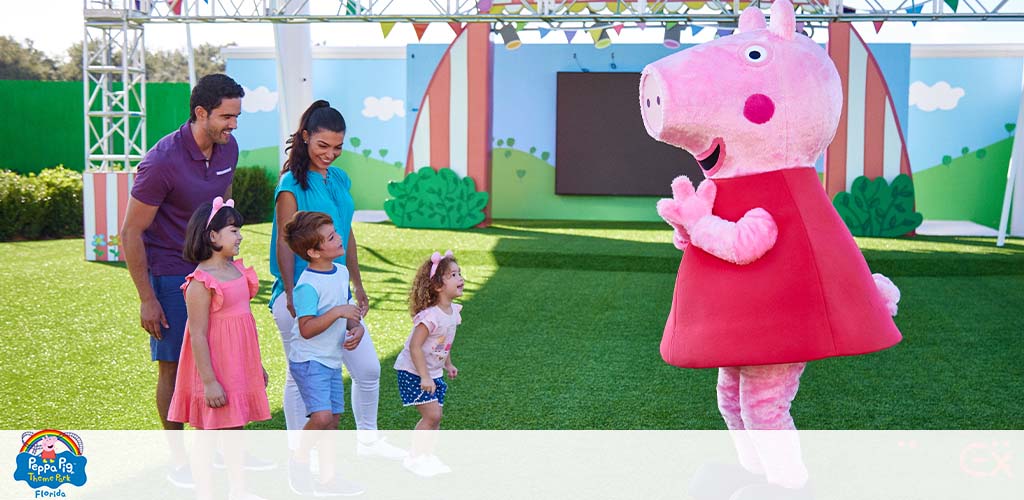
[120, 74, 244, 486]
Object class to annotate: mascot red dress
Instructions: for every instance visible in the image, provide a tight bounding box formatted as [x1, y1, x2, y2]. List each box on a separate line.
[640, 0, 902, 488]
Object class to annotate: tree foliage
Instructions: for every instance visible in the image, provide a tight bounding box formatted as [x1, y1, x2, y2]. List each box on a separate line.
[0, 36, 60, 80]
[1, 37, 229, 82]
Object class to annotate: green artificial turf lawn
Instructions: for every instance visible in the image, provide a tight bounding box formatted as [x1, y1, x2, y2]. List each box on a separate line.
[1, 221, 1022, 430]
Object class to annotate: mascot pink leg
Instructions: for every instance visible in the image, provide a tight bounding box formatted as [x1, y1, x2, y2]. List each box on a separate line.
[716, 367, 762, 474]
[718, 363, 808, 487]
[738, 363, 808, 489]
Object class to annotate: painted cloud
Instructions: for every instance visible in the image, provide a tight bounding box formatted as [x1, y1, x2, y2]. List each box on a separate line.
[909, 81, 965, 112]
[242, 86, 278, 113]
[362, 96, 406, 121]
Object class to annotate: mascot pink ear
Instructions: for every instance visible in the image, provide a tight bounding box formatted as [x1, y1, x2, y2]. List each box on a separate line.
[769, 0, 796, 40]
[738, 7, 767, 33]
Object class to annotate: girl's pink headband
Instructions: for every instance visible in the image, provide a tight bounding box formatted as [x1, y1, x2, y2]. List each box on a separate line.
[207, 196, 235, 228]
[429, 250, 454, 278]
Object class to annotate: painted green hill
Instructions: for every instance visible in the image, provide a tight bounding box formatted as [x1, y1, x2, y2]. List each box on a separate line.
[237, 146, 404, 211]
[491, 148, 661, 221]
[237, 146, 279, 174]
[913, 136, 1014, 228]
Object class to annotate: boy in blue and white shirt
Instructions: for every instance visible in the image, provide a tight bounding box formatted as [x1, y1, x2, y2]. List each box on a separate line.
[283, 210, 364, 495]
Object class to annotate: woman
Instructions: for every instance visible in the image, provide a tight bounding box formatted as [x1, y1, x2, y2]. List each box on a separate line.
[270, 100, 405, 459]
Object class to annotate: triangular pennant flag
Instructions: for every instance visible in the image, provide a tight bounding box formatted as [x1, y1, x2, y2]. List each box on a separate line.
[637, 22, 647, 31]
[565, 30, 577, 43]
[691, 24, 705, 36]
[944, 0, 958, 12]
[613, 24, 624, 35]
[589, 28, 603, 43]
[516, 21, 527, 31]
[380, 22, 396, 38]
[906, 2, 924, 26]
[413, 23, 429, 40]
[448, 22, 464, 36]
[873, 21, 884, 33]
[539, 27, 552, 38]
[168, 0, 182, 15]
[715, 28, 733, 38]
[666, 21, 677, 30]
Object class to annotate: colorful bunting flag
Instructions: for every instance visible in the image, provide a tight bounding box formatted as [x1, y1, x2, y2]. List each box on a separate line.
[413, 23, 429, 40]
[873, 21, 884, 33]
[613, 24, 624, 35]
[539, 27, 552, 38]
[381, 22, 396, 38]
[565, 30, 577, 43]
[944, 0, 958, 12]
[691, 24, 705, 36]
[906, 2, 924, 26]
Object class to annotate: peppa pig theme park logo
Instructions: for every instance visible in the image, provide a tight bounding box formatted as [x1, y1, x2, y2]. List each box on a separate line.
[13, 429, 88, 492]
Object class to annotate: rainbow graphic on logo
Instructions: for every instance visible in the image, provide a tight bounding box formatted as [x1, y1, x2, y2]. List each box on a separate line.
[14, 429, 88, 490]
[20, 430, 83, 456]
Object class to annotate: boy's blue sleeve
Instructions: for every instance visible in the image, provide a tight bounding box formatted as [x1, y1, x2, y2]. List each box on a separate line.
[293, 284, 320, 318]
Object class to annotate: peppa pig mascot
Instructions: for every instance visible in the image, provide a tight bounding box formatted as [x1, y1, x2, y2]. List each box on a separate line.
[641, 0, 902, 489]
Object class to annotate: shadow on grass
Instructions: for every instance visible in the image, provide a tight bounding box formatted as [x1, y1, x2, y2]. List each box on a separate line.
[358, 224, 1023, 429]
[234, 223, 1024, 430]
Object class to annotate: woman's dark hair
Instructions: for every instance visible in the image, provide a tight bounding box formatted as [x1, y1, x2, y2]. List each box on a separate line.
[189, 74, 245, 122]
[282, 100, 347, 190]
[183, 201, 245, 263]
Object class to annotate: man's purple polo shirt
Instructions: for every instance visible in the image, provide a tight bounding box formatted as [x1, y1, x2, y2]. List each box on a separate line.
[131, 122, 238, 276]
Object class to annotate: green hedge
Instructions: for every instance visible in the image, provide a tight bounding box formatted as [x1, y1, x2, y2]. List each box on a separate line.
[232, 166, 276, 224]
[0, 166, 83, 241]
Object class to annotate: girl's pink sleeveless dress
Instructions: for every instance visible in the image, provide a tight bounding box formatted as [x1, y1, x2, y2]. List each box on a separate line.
[168, 259, 271, 429]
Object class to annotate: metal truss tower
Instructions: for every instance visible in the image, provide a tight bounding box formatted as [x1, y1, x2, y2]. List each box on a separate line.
[83, 1, 147, 171]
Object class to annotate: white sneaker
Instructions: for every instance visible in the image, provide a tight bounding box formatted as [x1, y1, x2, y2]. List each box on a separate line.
[357, 437, 408, 460]
[402, 455, 448, 477]
[425, 454, 451, 474]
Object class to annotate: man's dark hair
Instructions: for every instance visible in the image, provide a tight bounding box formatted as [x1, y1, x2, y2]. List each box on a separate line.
[189, 74, 245, 122]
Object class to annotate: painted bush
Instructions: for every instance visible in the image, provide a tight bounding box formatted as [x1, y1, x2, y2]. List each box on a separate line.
[384, 167, 489, 229]
[833, 174, 923, 237]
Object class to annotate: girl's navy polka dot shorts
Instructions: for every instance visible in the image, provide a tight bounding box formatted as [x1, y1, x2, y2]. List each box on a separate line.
[397, 369, 447, 406]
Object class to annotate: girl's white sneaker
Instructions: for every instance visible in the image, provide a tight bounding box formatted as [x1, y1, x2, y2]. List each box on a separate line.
[402, 454, 451, 477]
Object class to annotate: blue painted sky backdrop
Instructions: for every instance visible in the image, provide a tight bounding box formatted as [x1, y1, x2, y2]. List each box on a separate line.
[908, 57, 1023, 170]
[223, 43, 1024, 180]
[225, 57, 407, 161]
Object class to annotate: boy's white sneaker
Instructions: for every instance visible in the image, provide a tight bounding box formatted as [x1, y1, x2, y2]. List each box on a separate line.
[357, 437, 408, 460]
[313, 476, 366, 497]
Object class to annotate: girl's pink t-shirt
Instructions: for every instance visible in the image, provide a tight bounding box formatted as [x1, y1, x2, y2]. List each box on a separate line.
[394, 304, 462, 379]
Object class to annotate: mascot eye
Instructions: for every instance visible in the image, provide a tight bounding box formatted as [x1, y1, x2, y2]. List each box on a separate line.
[744, 45, 768, 64]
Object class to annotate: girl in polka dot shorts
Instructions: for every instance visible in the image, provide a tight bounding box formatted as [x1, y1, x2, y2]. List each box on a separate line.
[393, 250, 464, 477]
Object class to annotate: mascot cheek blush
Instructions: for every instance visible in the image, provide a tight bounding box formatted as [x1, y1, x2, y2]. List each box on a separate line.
[641, 0, 902, 489]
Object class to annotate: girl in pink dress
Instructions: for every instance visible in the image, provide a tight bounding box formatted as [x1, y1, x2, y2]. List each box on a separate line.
[169, 196, 271, 429]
